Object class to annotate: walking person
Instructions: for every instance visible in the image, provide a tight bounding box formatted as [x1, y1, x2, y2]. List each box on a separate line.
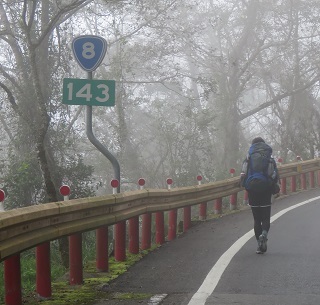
[240, 137, 280, 254]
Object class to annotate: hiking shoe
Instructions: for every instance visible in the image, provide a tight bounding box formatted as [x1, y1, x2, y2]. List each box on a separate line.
[259, 234, 268, 253]
[256, 246, 263, 254]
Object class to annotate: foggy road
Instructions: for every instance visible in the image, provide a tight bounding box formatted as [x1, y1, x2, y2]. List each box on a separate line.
[94, 189, 320, 305]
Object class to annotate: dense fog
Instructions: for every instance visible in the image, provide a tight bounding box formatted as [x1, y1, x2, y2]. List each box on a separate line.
[1, 0, 320, 207]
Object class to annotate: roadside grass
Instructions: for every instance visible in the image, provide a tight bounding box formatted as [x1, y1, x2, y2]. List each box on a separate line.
[0, 244, 156, 305]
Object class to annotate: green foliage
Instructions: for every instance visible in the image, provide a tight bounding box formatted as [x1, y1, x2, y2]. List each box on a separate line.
[55, 155, 96, 200]
[2, 153, 44, 208]
[2, 153, 96, 209]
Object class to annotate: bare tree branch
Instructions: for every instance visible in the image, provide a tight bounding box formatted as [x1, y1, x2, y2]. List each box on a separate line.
[238, 76, 320, 121]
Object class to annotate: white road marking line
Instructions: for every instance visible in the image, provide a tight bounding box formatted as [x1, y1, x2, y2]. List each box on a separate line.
[187, 196, 320, 305]
[148, 294, 168, 304]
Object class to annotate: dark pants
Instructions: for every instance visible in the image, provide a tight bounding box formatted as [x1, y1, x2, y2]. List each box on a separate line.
[251, 206, 271, 240]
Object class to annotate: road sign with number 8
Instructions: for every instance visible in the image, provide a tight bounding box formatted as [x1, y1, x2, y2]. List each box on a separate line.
[62, 78, 115, 106]
[72, 35, 107, 72]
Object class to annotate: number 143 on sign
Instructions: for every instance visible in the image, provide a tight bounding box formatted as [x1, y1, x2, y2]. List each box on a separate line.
[63, 78, 115, 106]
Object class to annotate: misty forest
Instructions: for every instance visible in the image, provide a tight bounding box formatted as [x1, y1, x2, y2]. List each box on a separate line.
[1, 0, 320, 211]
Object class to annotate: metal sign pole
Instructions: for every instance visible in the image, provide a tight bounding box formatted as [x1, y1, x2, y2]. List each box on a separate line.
[69, 35, 120, 192]
[85, 71, 120, 192]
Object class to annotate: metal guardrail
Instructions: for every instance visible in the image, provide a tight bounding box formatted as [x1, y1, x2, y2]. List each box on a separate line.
[1, 158, 320, 262]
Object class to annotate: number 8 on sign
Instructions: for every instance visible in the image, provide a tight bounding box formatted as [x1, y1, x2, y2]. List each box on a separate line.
[82, 42, 95, 59]
[72, 35, 107, 72]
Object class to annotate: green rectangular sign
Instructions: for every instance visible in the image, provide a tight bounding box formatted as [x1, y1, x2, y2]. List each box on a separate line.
[62, 78, 115, 106]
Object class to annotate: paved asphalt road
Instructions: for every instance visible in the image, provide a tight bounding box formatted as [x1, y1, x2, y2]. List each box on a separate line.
[94, 188, 320, 305]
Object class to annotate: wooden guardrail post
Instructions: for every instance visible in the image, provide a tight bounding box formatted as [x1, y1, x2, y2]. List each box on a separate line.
[167, 178, 177, 241]
[141, 179, 151, 250]
[229, 168, 237, 210]
[198, 176, 207, 220]
[2, 190, 22, 305]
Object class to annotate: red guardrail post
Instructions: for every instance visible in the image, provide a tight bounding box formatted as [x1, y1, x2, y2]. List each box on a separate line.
[297, 156, 307, 190]
[141, 179, 151, 250]
[155, 210, 165, 245]
[198, 175, 207, 220]
[310, 171, 315, 188]
[128, 179, 143, 254]
[155, 180, 165, 245]
[69, 233, 83, 285]
[240, 171, 248, 205]
[278, 158, 287, 195]
[96, 179, 109, 271]
[5, 254, 21, 305]
[167, 178, 177, 241]
[2, 190, 22, 305]
[141, 213, 151, 249]
[301, 173, 307, 190]
[96, 226, 108, 272]
[291, 176, 297, 192]
[112, 179, 126, 261]
[63, 186, 83, 285]
[183, 205, 191, 232]
[128, 217, 139, 253]
[229, 168, 237, 210]
[182, 176, 196, 232]
[36, 242, 51, 299]
[214, 198, 222, 214]
[243, 190, 249, 205]
[280, 177, 287, 195]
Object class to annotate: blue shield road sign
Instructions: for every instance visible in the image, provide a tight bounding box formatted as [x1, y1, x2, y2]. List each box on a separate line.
[72, 35, 107, 72]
